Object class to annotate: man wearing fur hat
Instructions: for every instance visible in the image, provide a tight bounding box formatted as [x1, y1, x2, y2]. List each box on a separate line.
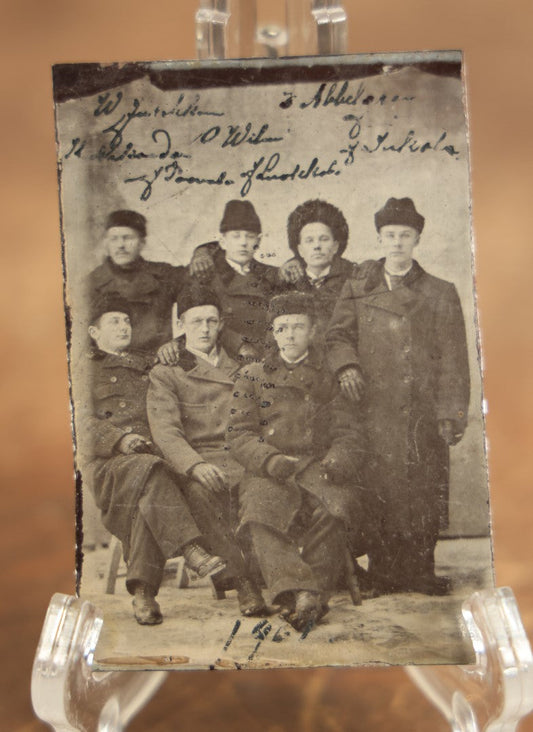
[147, 286, 266, 616]
[80, 295, 227, 626]
[326, 198, 470, 596]
[87, 210, 206, 354]
[227, 292, 365, 632]
[187, 199, 282, 362]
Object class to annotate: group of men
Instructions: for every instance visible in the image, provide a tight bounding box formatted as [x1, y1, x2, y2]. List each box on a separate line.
[79, 195, 470, 632]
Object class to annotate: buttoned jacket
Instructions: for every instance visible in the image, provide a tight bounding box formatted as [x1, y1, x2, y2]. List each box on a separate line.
[325, 258, 470, 530]
[81, 349, 155, 460]
[147, 348, 243, 484]
[228, 348, 365, 474]
[191, 242, 282, 358]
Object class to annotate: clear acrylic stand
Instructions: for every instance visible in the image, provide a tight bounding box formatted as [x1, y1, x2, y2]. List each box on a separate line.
[33, 2, 533, 729]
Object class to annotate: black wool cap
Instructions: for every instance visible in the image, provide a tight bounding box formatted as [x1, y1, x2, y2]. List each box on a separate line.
[287, 199, 349, 256]
[89, 294, 133, 326]
[219, 200, 261, 235]
[105, 210, 147, 237]
[374, 198, 425, 233]
[268, 292, 317, 323]
[177, 284, 222, 318]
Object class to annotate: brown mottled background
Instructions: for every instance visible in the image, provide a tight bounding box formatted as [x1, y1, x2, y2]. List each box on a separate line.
[1, 1, 532, 729]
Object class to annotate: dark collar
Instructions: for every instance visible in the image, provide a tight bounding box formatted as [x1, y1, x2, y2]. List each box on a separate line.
[263, 345, 325, 373]
[363, 258, 424, 293]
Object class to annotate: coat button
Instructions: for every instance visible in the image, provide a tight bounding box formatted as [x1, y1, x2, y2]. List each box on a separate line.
[304, 394, 311, 402]
[119, 401, 126, 408]
[403, 376, 410, 384]
[268, 428, 275, 436]
[124, 426, 133, 433]
[141, 374, 148, 381]
[110, 376, 117, 383]
[404, 345, 411, 353]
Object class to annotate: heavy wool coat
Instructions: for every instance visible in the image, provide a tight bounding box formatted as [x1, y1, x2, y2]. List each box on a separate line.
[191, 242, 282, 359]
[227, 349, 366, 535]
[146, 348, 244, 486]
[79, 349, 167, 550]
[325, 258, 470, 535]
[86, 257, 187, 353]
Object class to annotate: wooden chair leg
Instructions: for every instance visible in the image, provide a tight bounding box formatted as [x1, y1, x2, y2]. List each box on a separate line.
[344, 546, 362, 606]
[105, 536, 123, 595]
[175, 557, 189, 589]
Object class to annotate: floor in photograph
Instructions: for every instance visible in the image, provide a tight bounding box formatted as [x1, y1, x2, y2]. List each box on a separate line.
[80, 536, 493, 670]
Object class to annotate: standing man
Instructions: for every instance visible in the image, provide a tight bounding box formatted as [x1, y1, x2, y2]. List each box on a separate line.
[81, 295, 226, 626]
[190, 200, 281, 361]
[147, 287, 266, 617]
[86, 210, 188, 354]
[326, 198, 470, 595]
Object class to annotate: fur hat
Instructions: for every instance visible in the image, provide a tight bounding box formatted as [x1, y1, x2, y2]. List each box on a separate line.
[219, 200, 261, 235]
[88, 294, 132, 326]
[177, 284, 222, 318]
[287, 199, 349, 256]
[374, 198, 425, 233]
[105, 210, 147, 237]
[268, 292, 316, 323]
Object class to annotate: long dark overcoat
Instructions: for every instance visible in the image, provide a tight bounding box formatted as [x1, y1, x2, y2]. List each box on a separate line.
[227, 349, 366, 535]
[326, 258, 470, 536]
[191, 242, 281, 359]
[86, 257, 186, 353]
[79, 350, 167, 554]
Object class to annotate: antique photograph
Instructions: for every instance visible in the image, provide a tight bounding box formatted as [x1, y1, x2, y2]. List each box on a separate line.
[53, 50, 493, 669]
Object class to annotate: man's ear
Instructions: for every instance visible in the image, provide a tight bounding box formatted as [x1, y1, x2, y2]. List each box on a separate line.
[175, 318, 186, 338]
[88, 325, 98, 341]
[309, 323, 317, 341]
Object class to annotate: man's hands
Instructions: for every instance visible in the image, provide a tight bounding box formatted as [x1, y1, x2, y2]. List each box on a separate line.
[320, 454, 351, 484]
[118, 433, 153, 454]
[190, 462, 228, 492]
[189, 249, 215, 279]
[279, 257, 306, 284]
[338, 366, 364, 402]
[156, 339, 180, 366]
[438, 419, 464, 446]
[266, 454, 299, 481]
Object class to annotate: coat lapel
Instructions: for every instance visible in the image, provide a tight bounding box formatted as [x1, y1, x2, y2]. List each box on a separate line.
[186, 348, 239, 385]
[362, 259, 427, 318]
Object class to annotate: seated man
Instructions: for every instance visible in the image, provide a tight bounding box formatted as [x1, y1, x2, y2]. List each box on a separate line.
[147, 287, 266, 617]
[188, 199, 282, 362]
[227, 293, 366, 633]
[80, 295, 226, 626]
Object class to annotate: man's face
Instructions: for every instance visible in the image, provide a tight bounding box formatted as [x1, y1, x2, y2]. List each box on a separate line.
[181, 305, 222, 354]
[88, 312, 132, 355]
[379, 225, 420, 269]
[297, 222, 339, 272]
[220, 230, 259, 266]
[104, 226, 145, 266]
[272, 313, 315, 362]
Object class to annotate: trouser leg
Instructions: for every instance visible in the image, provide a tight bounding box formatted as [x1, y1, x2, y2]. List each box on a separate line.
[246, 521, 320, 602]
[126, 510, 166, 595]
[182, 480, 246, 581]
[298, 495, 346, 594]
[125, 463, 203, 594]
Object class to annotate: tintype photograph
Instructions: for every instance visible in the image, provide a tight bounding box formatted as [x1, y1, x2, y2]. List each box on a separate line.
[53, 50, 493, 669]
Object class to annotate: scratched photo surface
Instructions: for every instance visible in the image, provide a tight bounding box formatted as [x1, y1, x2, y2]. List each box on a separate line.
[54, 51, 493, 670]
